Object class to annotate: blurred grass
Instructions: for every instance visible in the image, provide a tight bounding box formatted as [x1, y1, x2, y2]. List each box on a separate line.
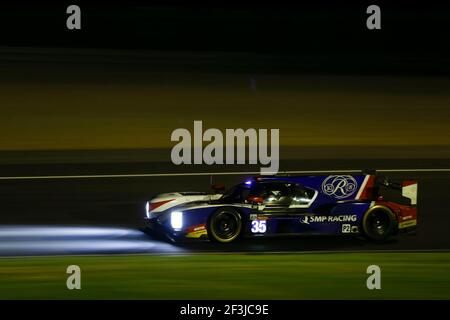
[0, 68, 450, 150]
[0, 252, 449, 299]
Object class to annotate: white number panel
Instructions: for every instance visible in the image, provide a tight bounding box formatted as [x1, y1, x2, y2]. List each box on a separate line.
[251, 220, 267, 233]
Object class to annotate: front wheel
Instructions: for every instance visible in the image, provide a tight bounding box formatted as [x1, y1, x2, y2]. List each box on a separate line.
[362, 205, 398, 241]
[208, 208, 242, 243]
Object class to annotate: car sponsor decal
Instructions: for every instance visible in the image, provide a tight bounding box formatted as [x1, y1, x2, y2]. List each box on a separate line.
[250, 214, 269, 221]
[300, 216, 310, 224]
[342, 224, 351, 233]
[341, 224, 359, 233]
[398, 219, 417, 229]
[186, 224, 208, 238]
[299, 214, 357, 223]
[322, 175, 358, 199]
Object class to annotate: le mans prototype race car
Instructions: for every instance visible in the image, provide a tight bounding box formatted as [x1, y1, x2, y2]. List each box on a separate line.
[144, 173, 418, 243]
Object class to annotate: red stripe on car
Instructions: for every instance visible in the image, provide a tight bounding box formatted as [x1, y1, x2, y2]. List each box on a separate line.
[150, 199, 175, 211]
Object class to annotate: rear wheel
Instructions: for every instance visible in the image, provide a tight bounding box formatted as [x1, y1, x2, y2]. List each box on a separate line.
[362, 206, 397, 241]
[208, 208, 242, 243]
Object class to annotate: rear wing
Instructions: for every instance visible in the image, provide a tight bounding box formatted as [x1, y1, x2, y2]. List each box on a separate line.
[371, 174, 418, 206]
[401, 181, 418, 205]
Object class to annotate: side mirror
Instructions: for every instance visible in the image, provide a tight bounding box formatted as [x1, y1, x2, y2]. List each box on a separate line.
[211, 183, 225, 193]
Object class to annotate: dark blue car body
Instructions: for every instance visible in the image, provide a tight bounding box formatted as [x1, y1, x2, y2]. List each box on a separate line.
[144, 174, 417, 242]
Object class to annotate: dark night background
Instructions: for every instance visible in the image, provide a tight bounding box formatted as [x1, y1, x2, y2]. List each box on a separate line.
[0, 1, 449, 300]
[0, 1, 449, 75]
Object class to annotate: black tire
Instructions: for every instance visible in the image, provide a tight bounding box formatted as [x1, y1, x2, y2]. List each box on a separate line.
[208, 207, 242, 243]
[362, 206, 398, 241]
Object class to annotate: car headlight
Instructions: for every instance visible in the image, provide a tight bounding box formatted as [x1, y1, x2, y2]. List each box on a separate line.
[145, 202, 150, 218]
[170, 211, 183, 230]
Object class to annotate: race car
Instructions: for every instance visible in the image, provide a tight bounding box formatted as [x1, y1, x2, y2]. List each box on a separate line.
[144, 173, 417, 243]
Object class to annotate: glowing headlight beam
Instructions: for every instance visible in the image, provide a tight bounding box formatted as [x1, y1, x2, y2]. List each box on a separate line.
[171, 211, 183, 230]
[145, 201, 150, 218]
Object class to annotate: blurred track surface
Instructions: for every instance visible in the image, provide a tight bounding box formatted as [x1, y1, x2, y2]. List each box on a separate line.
[0, 159, 449, 256]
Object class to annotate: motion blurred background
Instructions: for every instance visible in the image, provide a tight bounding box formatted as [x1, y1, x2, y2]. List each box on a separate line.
[0, 1, 449, 300]
[0, 1, 449, 158]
